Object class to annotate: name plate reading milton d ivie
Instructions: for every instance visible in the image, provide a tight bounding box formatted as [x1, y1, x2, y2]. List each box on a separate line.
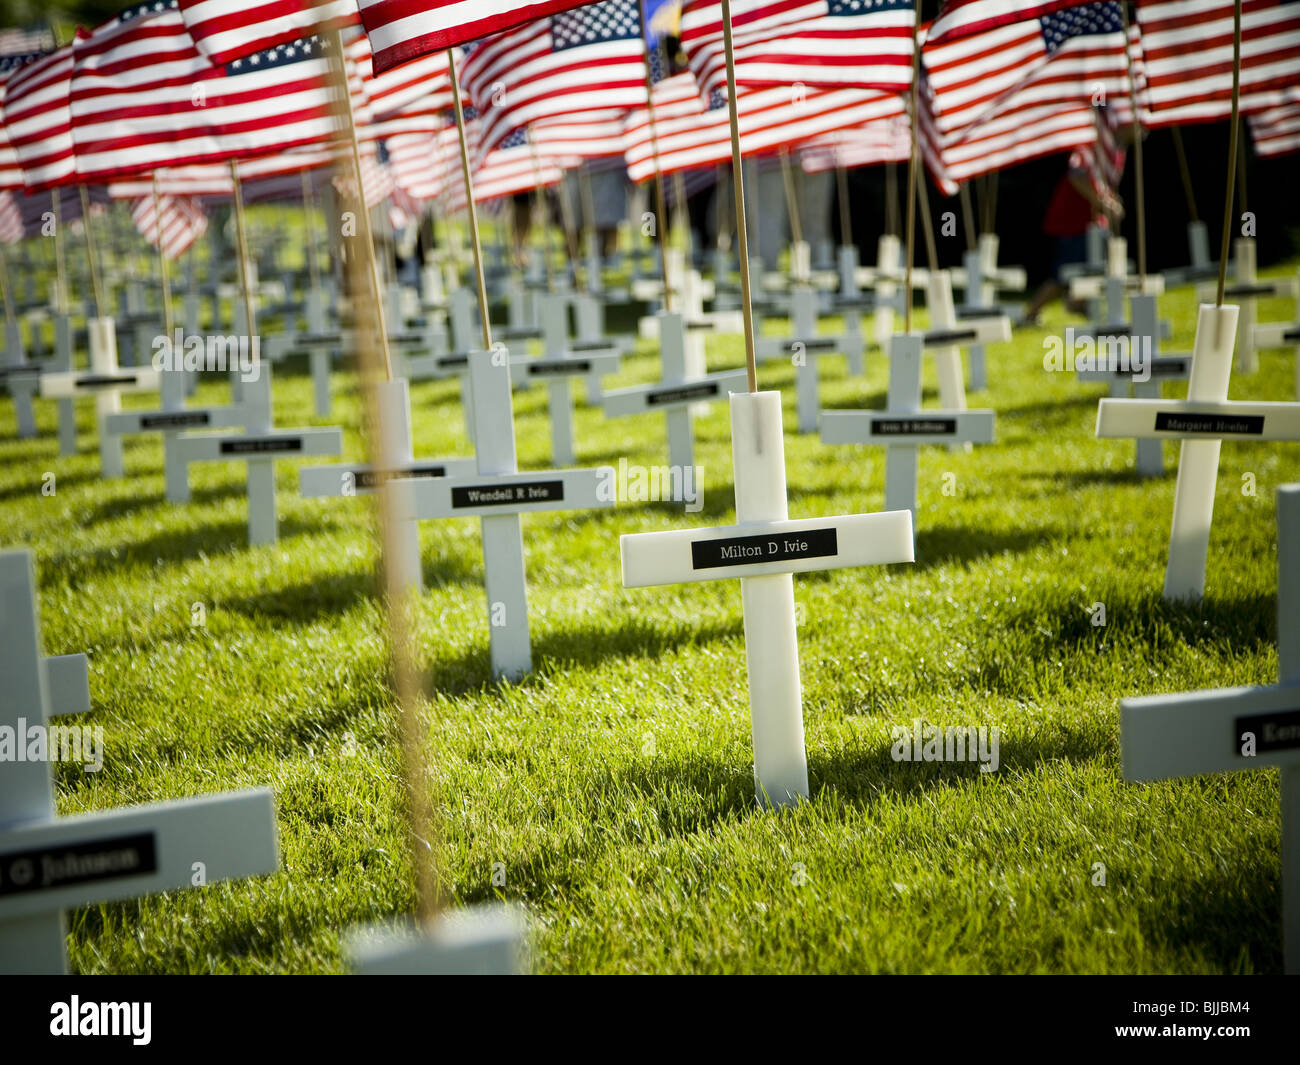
[219, 436, 305, 455]
[0, 832, 158, 896]
[871, 417, 959, 437]
[646, 382, 721, 407]
[691, 528, 838, 571]
[1235, 707, 1300, 754]
[451, 480, 565, 508]
[1154, 412, 1265, 436]
[140, 411, 212, 430]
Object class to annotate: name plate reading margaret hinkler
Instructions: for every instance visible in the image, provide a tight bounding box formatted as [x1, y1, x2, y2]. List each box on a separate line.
[76, 374, 138, 389]
[451, 480, 565, 509]
[691, 528, 838, 571]
[1236, 707, 1300, 754]
[140, 411, 212, 430]
[1154, 412, 1264, 435]
[871, 417, 959, 437]
[647, 382, 721, 407]
[219, 436, 305, 455]
[527, 359, 592, 378]
[0, 832, 157, 897]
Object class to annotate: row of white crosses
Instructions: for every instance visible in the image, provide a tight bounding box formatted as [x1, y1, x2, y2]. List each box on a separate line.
[0, 550, 279, 974]
[1121, 484, 1300, 972]
[1098, 302, 1300, 601]
[1198, 238, 1299, 375]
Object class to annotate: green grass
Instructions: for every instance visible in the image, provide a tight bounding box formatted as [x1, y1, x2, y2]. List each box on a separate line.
[3, 259, 1297, 974]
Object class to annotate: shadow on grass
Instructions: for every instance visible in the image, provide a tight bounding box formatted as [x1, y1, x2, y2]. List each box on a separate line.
[913, 523, 1060, 570]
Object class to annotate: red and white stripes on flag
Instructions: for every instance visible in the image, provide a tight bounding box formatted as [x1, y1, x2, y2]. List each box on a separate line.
[926, 0, 1097, 44]
[178, 0, 360, 66]
[1135, 0, 1300, 126]
[1249, 89, 1300, 155]
[2, 43, 77, 191]
[0, 190, 23, 243]
[108, 145, 341, 198]
[130, 192, 209, 258]
[798, 116, 911, 172]
[332, 140, 395, 206]
[0, 53, 46, 191]
[358, 0, 598, 75]
[679, 0, 915, 96]
[386, 129, 448, 201]
[922, 0, 1132, 139]
[461, 0, 648, 160]
[621, 71, 906, 181]
[69, 3, 343, 184]
[346, 32, 449, 139]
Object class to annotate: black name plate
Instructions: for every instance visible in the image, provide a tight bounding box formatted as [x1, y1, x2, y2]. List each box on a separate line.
[647, 382, 721, 407]
[353, 464, 448, 489]
[528, 360, 592, 377]
[76, 375, 137, 389]
[140, 411, 212, 430]
[871, 417, 958, 436]
[437, 354, 469, 369]
[691, 528, 838, 570]
[923, 329, 978, 345]
[1235, 707, 1300, 753]
[451, 480, 564, 508]
[1154, 412, 1264, 435]
[0, 831, 157, 896]
[220, 436, 304, 455]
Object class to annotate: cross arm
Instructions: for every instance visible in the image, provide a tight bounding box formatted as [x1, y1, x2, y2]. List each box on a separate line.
[299, 457, 479, 497]
[39, 369, 161, 399]
[1097, 399, 1300, 441]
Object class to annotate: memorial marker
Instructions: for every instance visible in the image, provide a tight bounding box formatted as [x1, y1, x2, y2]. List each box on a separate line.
[622, 392, 914, 806]
[176, 362, 342, 546]
[0, 549, 279, 975]
[1198, 239, 1298, 374]
[821, 333, 996, 521]
[1254, 319, 1300, 399]
[1120, 484, 1300, 973]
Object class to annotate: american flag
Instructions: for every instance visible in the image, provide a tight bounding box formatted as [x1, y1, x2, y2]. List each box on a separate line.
[680, 0, 916, 97]
[926, 0, 1097, 44]
[178, 0, 360, 67]
[445, 123, 566, 209]
[1135, 0, 1300, 126]
[529, 107, 628, 159]
[0, 53, 46, 191]
[386, 128, 448, 201]
[332, 139, 396, 206]
[621, 70, 906, 181]
[107, 145, 340, 198]
[0, 190, 22, 243]
[69, 3, 343, 184]
[2, 43, 77, 191]
[1248, 88, 1300, 155]
[130, 191, 209, 258]
[922, 0, 1132, 139]
[0, 28, 54, 57]
[346, 32, 450, 140]
[461, 0, 648, 160]
[798, 114, 911, 171]
[358, 0, 601, 74]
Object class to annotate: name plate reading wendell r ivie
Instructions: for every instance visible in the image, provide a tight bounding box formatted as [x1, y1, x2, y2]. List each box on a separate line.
[647, 382, 720, 407]
[451, 480, 564, 508]
[1154, 412, 1265, 435]
[0, 832, 157, 896]
[219, 436, 305, 455]
[691, 528, 838, 570]
[1235, 707, 1300, 754]
[871, 417, 958, 436]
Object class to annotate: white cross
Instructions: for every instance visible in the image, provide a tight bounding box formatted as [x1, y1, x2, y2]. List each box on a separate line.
[39, 318, 161, 479]
[0, 549, 279, 974]
[344, 905, 526, 974]
[175, 362, 342, 546]
[622, 391, 914, 807]
[299, 378, 476, 594]
[821, 332, 998, 522]
[755, 286, 855, 434]
[951, 233, 1027, 391]
[1, 316, 39, 439]
[603, 311, 747, 472]
[1096, 302, 1300, 600]
[1197, 238, 1298, 374]
[856, 234, 929, 348]
[388, 348, 616, 681]
[1120, 484, 1300, 973]
[508, 292, 621, 467]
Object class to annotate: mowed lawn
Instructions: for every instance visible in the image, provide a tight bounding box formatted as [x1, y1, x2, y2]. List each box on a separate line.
[2, 250, 1296, 974]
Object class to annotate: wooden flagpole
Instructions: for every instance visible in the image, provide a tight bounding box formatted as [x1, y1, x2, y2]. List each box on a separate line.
[300, 167, 322, 296]
[448, 47, 493, 351]
[151, 174, 174, 338]
[1215, 0, 1242, 307]
[719, 0, 759, 391]
[524, 129, 557, 292]
[904, 2, 921, 331]
[638, 0, 674, 314]
[1170, 127, 1199, 224]
[77, 185, 105, 319]
[1120, 0, 1147, 285]
[835, 164, 852, 249]
[227, 160, 257, 340]
[50, 191, 67, 315]
[779, 148, 804, 250]
[959, 182, 977, 254]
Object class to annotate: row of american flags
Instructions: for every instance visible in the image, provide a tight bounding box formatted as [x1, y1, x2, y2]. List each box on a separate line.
[0, 0, 1296, 256]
